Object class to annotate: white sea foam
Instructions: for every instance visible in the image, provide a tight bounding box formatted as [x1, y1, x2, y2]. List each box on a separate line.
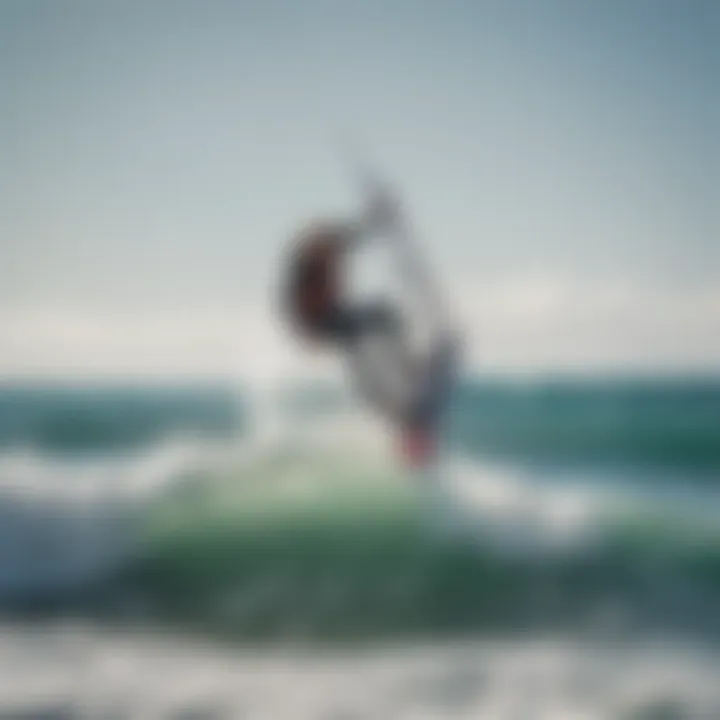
[0, 621, 718, 719]
[0, 435, 219, 597]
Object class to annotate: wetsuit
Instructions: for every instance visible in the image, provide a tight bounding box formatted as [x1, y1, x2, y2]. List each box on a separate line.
[283, 214, 459, 467]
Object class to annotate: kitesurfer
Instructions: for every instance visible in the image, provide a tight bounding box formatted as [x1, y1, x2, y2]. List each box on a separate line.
[281, 185, 459, 469]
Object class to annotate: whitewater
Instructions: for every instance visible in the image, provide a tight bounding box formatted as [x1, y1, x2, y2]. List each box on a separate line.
[0, 378, 719, 717]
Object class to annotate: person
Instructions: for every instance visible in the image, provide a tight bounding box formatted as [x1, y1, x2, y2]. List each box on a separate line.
[281, 188, 459, 469]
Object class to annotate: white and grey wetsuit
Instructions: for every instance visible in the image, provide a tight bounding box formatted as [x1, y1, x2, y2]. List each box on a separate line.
[344, 322, 459, 432]
[337, 210, 460, 432]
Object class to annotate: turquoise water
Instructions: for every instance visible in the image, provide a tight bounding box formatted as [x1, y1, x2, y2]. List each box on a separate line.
[2, 378, 718, 470]
[117, 446, 720, 642]
[0, 382, 242, 452]
[1, 378, 719, 643]
[452, 377, 720, 472]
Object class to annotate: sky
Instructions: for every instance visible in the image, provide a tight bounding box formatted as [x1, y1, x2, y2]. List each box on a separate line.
[0, 0, 718, 378]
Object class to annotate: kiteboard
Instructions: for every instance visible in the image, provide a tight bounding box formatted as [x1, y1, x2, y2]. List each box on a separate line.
[350, 164, 462, 471]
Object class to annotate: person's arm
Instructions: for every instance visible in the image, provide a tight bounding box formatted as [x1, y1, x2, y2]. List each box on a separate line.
[337, 218, 372, 252]
[340, 184, 402, 251]
[348, 180, 455, 339]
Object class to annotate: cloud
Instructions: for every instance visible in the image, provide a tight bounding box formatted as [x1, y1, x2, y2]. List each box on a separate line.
[0, 303, 317, 381]
[456, 274, 720, 373]
[1, 276, 719, 379]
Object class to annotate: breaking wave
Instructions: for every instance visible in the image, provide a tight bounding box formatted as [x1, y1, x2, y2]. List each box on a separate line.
[1, 377, 719, 644]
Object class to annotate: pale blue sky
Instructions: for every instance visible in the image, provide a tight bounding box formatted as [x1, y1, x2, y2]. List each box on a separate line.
[1, 0, 718, 375]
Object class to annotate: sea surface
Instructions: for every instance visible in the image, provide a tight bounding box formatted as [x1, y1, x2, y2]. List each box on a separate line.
[0, 377, 719, 718]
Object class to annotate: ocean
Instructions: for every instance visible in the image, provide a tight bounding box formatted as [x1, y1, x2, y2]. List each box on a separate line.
[1, 377, 719, 718]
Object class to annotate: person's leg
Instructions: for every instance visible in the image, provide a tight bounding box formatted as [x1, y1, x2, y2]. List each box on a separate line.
[406, 331, 460, 431]
[331, 301, 419, 424]
[326, 298, 460, 436]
